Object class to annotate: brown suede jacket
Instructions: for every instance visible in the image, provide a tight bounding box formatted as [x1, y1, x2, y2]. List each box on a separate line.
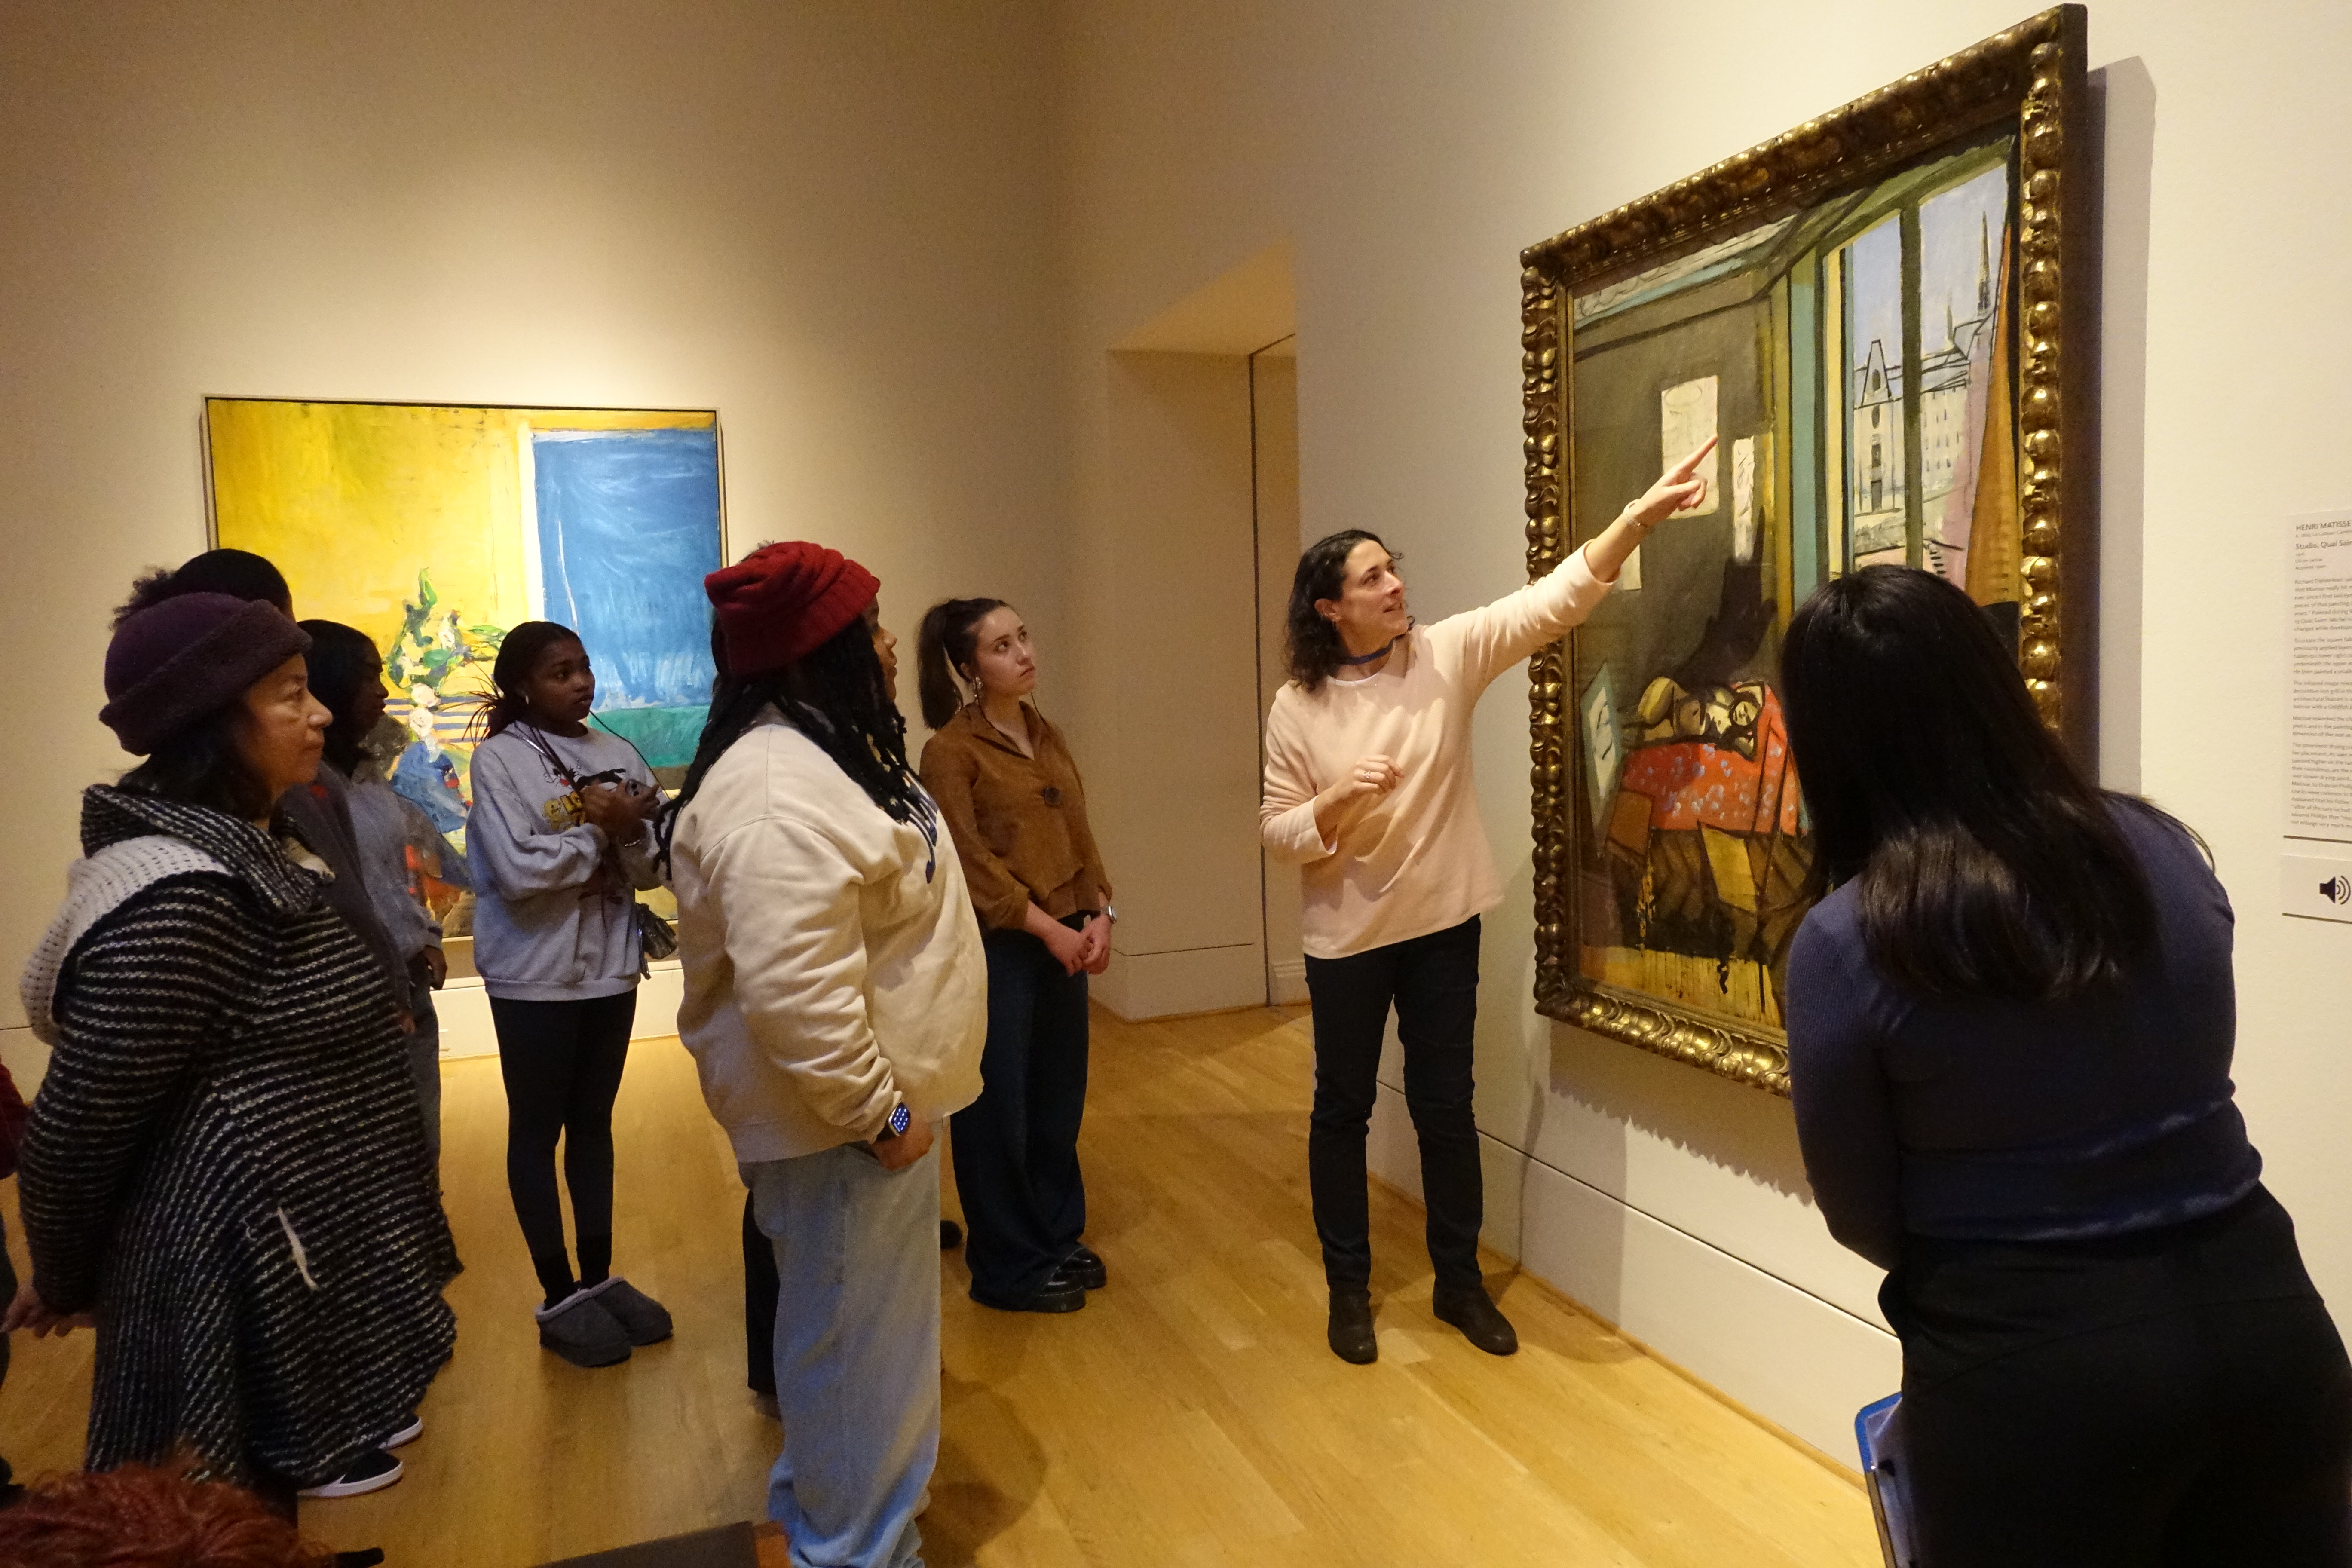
[919, 703, 1111, 932]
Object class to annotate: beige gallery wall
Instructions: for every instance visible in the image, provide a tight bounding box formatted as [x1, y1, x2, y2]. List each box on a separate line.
[0, 0, 1066, 1053]
[1054, 0, 2352, 1455]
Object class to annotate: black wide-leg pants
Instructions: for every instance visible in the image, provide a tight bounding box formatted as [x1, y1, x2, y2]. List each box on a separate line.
[1302, 914, 1484, 1297]
[951, 921, 1092, 1302]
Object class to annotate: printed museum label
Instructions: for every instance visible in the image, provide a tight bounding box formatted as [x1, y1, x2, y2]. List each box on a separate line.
[2285, 509, 2352, 923]
[2288, 511, 2352, 841]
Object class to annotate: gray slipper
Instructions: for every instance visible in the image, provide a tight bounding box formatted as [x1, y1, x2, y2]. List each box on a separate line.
[535, 1289, 631, 1367]
[585, 1276, 674, 1346]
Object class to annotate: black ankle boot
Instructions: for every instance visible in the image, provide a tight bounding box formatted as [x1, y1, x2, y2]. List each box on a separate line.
[1327, 1292, 1377, 1364]
[1432, 1283, 1519, 1356]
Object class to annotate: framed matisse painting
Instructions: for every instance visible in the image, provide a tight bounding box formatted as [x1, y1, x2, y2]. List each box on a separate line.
[205, 398, 726, 937]
[1519, 7, 2097, 1091]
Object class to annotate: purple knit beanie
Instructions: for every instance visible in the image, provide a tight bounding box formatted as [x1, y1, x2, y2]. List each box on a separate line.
[100, 593, 313, 755]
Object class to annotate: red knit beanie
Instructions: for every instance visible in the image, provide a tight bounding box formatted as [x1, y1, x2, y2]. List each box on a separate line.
[706, 542, 880, 678]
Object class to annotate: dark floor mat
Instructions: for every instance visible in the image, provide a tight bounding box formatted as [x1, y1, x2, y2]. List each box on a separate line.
[539, 1520, 759, 1568]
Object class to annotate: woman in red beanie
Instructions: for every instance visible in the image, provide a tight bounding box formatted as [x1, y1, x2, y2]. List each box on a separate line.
[663, 542, 985, 1568]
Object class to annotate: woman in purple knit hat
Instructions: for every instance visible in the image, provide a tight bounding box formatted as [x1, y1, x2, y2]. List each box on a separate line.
[8, 587, 457, 1552]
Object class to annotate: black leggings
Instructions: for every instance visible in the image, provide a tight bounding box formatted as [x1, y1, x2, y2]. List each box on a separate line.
[490, 992, 636, 1300]
[1892, 1188, 2352, 1565]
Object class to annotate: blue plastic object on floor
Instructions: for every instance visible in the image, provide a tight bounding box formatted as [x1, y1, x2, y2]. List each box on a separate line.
[1856, 1393, 1920, 1567]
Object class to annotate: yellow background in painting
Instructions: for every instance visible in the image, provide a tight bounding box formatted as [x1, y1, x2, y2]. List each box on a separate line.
[206, 399, 715, 665]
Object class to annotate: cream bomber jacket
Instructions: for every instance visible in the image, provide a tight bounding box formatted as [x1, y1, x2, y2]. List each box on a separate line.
[1259, 546, 1614, 960]
[670, 710, 986, 1163]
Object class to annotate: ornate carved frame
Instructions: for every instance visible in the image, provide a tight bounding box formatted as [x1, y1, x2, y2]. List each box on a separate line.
[1520, 7, 2097, 1094]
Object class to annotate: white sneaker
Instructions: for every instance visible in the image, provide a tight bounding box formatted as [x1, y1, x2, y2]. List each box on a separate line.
[298, 1448, 404, 1499]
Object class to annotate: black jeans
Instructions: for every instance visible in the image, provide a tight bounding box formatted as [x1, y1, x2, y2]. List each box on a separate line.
[490, 991, 637, 1293]
[1302, 915, 1483, 1297]
[744, 1190, 778, 1396]
[951, 920, 1091, 1301]
[1889, 1186, 2352, 1565]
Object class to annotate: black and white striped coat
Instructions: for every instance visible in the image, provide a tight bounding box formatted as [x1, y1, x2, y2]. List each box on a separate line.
[17, 786, 461, 1485]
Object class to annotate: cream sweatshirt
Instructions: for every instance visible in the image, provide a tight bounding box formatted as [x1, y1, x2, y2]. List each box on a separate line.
[1260, 547, 1614, 959]
[669, 710, 986, 1163]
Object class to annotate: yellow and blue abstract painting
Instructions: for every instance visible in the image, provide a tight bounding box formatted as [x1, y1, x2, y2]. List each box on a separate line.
[207, 399, 724, 918]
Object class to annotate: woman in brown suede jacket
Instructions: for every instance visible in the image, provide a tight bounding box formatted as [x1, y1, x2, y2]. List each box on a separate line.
[916, 598, 1114, 1314]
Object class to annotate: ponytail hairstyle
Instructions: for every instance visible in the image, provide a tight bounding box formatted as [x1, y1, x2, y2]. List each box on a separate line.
[472, 620, 585, 739]
[915, 597, 1009, 729]
[658, 610, 935, 873]
[297, 619, 385, 777]
[1285, 529, 1396, 693]
[1780, 566, 2165, 1001]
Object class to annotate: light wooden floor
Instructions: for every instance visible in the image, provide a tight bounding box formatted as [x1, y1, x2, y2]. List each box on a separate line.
[0, 1004, 1882, 1566]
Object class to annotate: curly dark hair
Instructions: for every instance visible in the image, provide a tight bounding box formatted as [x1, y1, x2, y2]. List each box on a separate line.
[1283, 529, 1397, 693]
[0, 1458, 334, 1567]
[113, 550, 292, 628]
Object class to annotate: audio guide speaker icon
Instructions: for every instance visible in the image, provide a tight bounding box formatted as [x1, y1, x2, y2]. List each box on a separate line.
[2323, 876, 2351, 906]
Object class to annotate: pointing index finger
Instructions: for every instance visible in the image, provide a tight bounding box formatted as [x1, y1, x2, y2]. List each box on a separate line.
[1670, 435, 1719, 479]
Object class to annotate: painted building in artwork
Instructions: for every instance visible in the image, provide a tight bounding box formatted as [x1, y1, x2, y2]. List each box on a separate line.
[1847, 215, 1995, 563]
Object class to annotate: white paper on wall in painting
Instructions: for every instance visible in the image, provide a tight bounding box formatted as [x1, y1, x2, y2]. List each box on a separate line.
[1731, 436, 1757, 562]
[1660, 376, 1719, 517]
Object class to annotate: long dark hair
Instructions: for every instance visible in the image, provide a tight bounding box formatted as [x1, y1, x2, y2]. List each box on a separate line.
[1285, 530, 1395, 692]
[298, 619, 383, 776]
[915, 597, 1008, 729]
[659, 612, 934, 870]
[473, 621, 585, 739]
[1780, 566, 2159, 1000]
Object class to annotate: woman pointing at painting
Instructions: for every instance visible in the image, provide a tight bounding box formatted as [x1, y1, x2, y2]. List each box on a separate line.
[1261, 438, 1715, 1366]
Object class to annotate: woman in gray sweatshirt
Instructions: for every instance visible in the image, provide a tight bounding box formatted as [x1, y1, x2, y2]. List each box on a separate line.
[466, 620, 671, 1368]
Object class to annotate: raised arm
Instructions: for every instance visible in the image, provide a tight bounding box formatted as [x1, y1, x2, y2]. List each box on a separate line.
[1440, 438, 1720, 689]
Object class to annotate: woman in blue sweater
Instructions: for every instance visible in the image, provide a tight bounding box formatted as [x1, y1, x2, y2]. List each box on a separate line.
[1781, 567, 2351, 1565]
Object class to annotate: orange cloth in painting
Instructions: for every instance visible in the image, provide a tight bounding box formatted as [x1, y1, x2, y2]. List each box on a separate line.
[920, 703, 1111, 932]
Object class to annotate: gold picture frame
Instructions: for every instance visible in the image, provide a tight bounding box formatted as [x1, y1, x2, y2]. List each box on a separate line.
[1521, 7, 2096, 1093]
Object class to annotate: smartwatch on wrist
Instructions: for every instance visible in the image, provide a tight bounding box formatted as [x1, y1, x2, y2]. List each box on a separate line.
[876, 1100, 913, 1143]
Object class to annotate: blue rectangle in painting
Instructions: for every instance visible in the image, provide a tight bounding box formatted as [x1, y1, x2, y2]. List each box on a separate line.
[534, 427, 723, 710]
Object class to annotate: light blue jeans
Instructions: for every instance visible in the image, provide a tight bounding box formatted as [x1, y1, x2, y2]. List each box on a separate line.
[745, 1139, 940, 1568]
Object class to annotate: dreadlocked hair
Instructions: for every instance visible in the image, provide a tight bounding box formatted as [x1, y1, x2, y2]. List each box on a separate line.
[659, 614, 934, 873]
[471, 620, 585, 740]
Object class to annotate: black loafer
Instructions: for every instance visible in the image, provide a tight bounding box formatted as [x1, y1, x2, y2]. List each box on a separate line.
[1327, 1293, 1377, 1364]
[971, 1269, 1087, 1314]
[1431, 1284, 1519, 1356]
[1063, 1244, 1108, 1290]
